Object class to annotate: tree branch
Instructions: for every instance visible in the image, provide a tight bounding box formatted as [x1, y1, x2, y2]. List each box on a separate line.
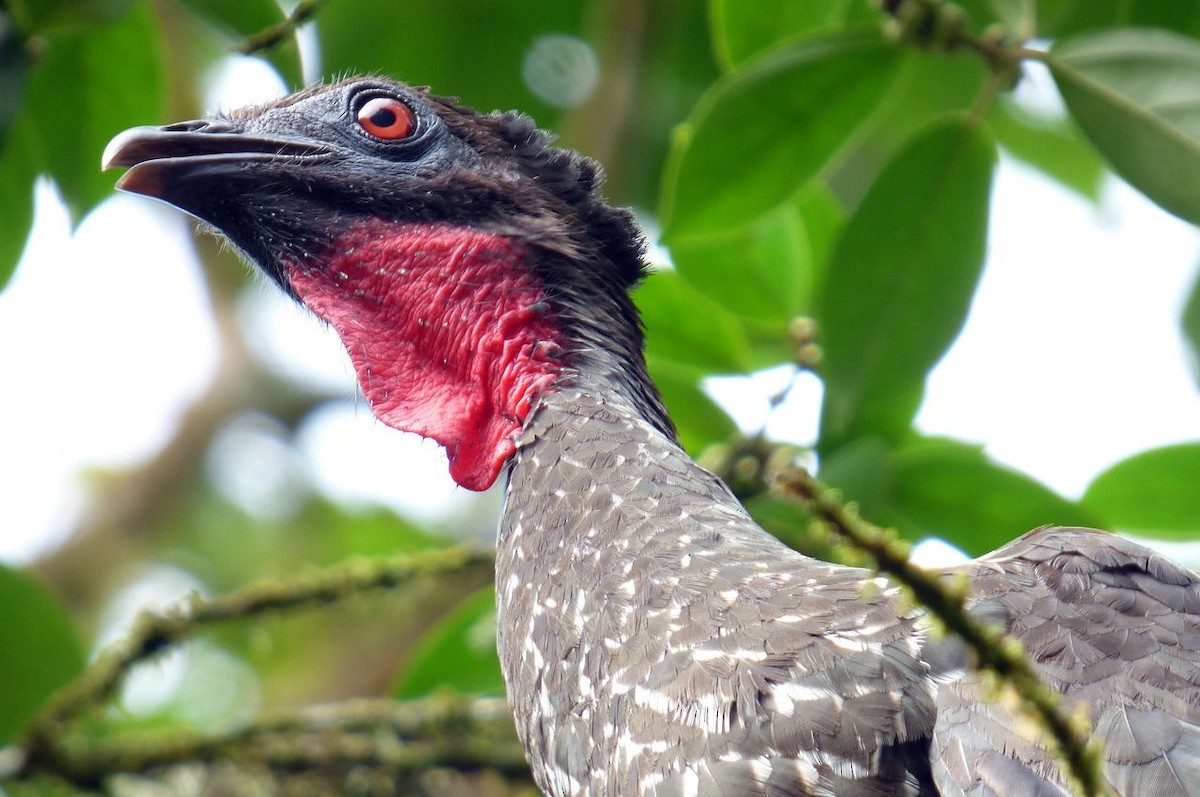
[19, 547, 495, 782]
[233, 0, 326, 57]
[772, 466, 1112, 797]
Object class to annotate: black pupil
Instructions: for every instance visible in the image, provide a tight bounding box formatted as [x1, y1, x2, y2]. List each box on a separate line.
[369, 106, 397, 128]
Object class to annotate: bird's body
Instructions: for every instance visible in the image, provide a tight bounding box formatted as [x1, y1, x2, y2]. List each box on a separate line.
[104, 77, 1200, 796]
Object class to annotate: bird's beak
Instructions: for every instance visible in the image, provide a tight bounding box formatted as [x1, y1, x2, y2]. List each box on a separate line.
[102, 122, 331, 201]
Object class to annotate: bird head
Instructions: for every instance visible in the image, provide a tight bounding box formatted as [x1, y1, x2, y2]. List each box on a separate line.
[104, 77, 658, 491]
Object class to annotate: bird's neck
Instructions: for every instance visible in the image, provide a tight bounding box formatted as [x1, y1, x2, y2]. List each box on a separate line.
[286, 219, 564, 491]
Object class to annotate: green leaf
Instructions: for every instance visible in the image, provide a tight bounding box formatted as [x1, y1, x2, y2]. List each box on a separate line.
[988, 96, 1106, 200]
[1083, 443, 1200, 537]
[647, 357, 738, 453]
[176, 0, 303, 89]
[1050, 28, 1200, 226]
[25, 0, 163, 222]
[817, 436, 894, 521]
[0, 10, 29, 147]
[637, 268, 752, 373]
[827, 48, 988, 210]
[708, 0, 873, 70]
[817, 117, 996, 452]
[887, 438, 1101, 555]
[0, 564, 86, 744]
[0, 109, 38, 290]
[669, 197, 812, 324]
[1037, 0, 1200, 39]
[393, 587, 504, 698]
[21, 0, 133, 30]
[1185, 268, 1200, 390]
[660, 29, 902, 242]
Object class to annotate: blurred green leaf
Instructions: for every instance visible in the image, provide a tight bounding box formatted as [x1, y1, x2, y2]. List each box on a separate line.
[0, 110, 38, 289]
[817, 436, 894, 520]
[637, 268, 752, 373]
[708, 0, 873, 70]
[393, 587, 504, 698]
[21, 0, 133, 30]
[669, 198, 811, 324]
[648, 357, 739, 453]
[318, 0, 586, 125]
[661, 29, 902, 242]
[25, 0, 162, 222]
[1185, 268, 1200, 389]
[0, 10, 28, 146]
[817, 117, 996, 452]
[1037, 0, 1200, 39]
[988, 96, 1106, 200]
[744, 494, 846, 561]
[0, 564, 86, 744]
[1083, 443, 1200, 537]
[887, 438, 1100, 555]
[176, 0, 303, 89]
[1050, 28, 1200, 226]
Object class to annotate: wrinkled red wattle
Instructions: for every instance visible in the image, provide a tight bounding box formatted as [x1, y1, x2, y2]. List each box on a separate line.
[286, 220, 563, 491]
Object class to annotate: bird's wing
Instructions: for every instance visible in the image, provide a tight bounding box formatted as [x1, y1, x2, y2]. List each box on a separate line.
[618, 532, 942, 797]
[930, 526, 1200, 797]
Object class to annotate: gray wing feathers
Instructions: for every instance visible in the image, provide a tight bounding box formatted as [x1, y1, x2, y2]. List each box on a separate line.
[931, 527, 1200, 797]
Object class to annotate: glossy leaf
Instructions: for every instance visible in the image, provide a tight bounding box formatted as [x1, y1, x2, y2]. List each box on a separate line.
[25, 0, 162, 222]
[1050, 28, 1200, 226]
[393, 587, 504, 698]
[817, 117, 996, 452]
[887, 438, 1101, 555]
[708, 0, 873, 70]
[660, 30, 902, 242]
[176, 0, 303, 89]
[1083, 443, 1200, 537]
[0, 564, 86, 744]
[988, 96, 1106, 200]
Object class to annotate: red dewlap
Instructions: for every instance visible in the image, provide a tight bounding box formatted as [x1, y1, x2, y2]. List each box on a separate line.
[287, 220, 564, 490]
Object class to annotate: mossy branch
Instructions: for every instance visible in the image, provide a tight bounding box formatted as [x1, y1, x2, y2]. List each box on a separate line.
[24, 696, 524, 786]
[18, 547, 495, 783]
[772, 466, 1113, 797]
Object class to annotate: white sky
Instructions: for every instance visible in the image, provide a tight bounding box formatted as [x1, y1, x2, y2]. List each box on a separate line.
[1, 58, 1199, 564]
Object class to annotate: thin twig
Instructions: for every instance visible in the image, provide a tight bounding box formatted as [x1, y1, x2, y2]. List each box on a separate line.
[233, 0, 326, 57]
[772, 467, 1113, 797]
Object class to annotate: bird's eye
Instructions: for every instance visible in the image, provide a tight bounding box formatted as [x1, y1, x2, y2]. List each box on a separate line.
[356, 97, 415, 141]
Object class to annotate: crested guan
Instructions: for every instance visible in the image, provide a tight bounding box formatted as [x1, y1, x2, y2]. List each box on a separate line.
[103, 78, 1200, 797]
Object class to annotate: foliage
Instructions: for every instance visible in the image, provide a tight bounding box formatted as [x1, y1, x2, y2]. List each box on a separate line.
[1, 0, 1199, 794]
